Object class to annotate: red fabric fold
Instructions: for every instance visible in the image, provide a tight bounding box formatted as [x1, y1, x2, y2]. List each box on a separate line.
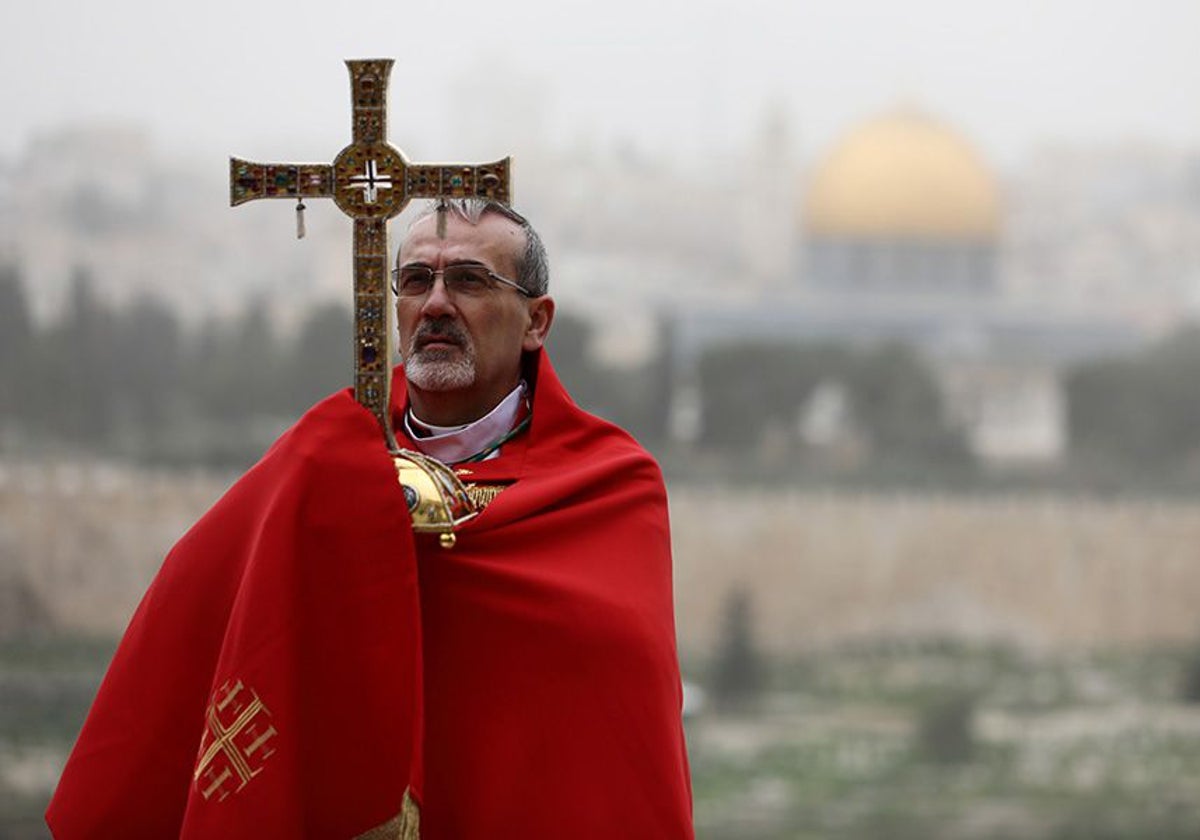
[48, 352, 693, 838]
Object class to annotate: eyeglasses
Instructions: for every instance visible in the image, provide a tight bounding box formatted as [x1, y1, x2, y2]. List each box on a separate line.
[390, 264, 533, 299]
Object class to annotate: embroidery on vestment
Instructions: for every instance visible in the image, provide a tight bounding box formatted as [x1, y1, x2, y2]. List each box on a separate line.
[463, 482, 510, 509]
[192, 679, 278, 802]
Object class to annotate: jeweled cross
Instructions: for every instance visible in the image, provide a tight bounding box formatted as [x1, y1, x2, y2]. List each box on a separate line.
[230, 59, 511, 452]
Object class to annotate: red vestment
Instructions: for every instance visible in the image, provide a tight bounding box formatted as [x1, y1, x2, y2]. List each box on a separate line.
[47, 353, 694, 839]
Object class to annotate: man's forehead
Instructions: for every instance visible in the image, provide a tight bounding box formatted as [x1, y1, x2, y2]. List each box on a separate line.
[399, 212, 525, 265]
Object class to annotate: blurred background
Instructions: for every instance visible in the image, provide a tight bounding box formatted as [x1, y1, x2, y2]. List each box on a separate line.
[4, 0, 1200, 837]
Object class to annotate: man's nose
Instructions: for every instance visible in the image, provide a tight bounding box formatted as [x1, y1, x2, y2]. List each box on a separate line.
[419, 274, 456, 317]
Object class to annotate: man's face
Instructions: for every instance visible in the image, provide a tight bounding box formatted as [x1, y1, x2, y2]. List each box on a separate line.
[396, 211, 553, 425]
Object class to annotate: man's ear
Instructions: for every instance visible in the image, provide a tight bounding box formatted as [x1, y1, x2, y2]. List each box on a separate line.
[522, 296, 556, 352]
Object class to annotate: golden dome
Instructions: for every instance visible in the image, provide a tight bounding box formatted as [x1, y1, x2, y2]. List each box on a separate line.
[804, 108, 1000, 240]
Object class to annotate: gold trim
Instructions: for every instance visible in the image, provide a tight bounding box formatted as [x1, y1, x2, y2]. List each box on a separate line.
[355, 788, 421, 840]
[464, 483, 509, 508]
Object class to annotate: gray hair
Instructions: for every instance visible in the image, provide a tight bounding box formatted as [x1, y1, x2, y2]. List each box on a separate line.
[406, 198, 550, 296]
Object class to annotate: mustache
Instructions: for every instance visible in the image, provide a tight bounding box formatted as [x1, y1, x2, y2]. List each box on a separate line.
[411, 317, 469, 350]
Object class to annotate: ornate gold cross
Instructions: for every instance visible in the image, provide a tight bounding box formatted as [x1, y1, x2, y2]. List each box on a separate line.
[229, 59, 511, 451]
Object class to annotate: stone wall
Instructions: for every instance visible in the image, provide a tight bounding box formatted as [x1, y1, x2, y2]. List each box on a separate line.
[5, 461, 1200, 655]
[673, 489, 1200, 655]
[0, 461, 231, 637]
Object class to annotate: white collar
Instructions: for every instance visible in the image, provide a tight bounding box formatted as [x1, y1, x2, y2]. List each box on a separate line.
[404, 381, 528, 464]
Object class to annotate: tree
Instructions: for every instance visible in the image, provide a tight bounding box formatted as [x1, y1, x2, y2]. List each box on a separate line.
[915, 689, 977, 764]
[846, 342, 969, 464]
[708, 586, 766, 713]
[544, 311, 675, 449]
[40, 266, 119, 444]
[189, 299, 284, 422]
[545, 310, 605, 408]
[113, 293, 184, 442]
[1066, 326, 1200, 476]
[282, 301, 353, 412]
[697, 341, 848, 450]
[0, 264, 33, 428]
[695, 339, 968, 470]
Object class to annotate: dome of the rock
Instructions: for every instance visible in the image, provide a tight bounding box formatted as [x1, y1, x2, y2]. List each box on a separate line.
[805, 109, 1000, 241]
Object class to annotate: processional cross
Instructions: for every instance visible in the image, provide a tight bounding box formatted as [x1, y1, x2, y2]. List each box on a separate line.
[230, 59, 511, 454]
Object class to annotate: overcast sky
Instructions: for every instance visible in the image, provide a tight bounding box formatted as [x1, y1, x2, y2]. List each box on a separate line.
[3, 0, 1198, 169]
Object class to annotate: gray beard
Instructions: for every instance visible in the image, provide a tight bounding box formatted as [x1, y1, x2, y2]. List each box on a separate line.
[404, 346, 477, 391]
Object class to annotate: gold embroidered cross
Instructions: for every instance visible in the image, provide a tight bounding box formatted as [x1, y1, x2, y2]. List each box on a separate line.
[230, 59, 512, 451]
[193, 679, 278, 802]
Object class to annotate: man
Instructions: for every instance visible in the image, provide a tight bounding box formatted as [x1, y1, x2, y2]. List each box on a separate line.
[48, 200, 694, 838]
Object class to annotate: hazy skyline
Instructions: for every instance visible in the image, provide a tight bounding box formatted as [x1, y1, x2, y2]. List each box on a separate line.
[3, 0, 1198, 170]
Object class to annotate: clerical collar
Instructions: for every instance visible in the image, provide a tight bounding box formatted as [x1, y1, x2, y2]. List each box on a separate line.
[404, 381, 528, 464]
